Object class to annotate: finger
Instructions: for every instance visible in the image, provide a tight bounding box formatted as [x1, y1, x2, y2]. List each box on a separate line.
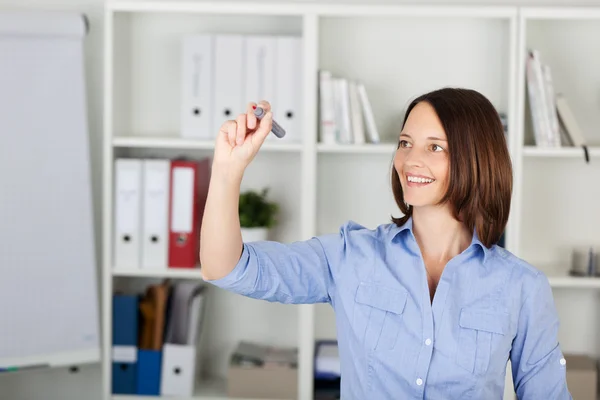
[219, 120, 236, 147]
[236, 114, 247, 145]
[253, 111, 273, 145]
[246, 102, 257, 130]
[227, 120, 237, 147]
[257, 100, 271, 113]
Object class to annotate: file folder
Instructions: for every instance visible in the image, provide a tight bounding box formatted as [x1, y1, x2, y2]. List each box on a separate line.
[136, 282, 169, 395]
[141, 159, 170, 270]
[180, 34, 214, 139]
[112, 294, 139, 394]
[167, 159, 210, 268]
[137, 350, 162, 395]
[160, 282, 207, 396]
[274, 36, 302, 143]
[160, 343, 196, 396]
[164, 282, 205, 345]
[213, 34, 244, 133]
[139, 282, 168, 350]
[244, 35, 276, 114]
[114, 159, 142, 268]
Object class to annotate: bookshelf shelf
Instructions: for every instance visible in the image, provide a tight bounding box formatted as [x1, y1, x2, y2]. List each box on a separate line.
[316, 143, 397, 154]
[111, 377, 251, 400]
[520, 6, 600, 20]
[112, 136, 302, 152]
[522, 145, 600, 158]
[112, 267, 203, 279]
[549, 276, 600, 289]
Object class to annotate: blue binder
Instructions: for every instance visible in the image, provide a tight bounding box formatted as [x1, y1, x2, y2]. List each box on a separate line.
[136, 350, 162, 395]
[112, 294, 139, 394]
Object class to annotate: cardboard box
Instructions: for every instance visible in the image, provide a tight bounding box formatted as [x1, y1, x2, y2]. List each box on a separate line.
[227, 341, 298, 399]
[565, 354, 597, 400]
[227, 364, 298, 399]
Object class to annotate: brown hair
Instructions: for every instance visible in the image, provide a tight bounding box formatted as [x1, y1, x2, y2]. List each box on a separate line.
[391, 87, 512, 248]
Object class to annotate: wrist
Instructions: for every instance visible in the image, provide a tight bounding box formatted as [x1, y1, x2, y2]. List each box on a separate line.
[211, 162, 244, 186]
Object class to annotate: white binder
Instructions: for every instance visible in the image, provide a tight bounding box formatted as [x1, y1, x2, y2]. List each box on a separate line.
[113, 159, 142, 268]
[180, 34, 214, 139]
[213, 34, 244, 134]
[244, 35, 276, 114]
[160, 343, 196, 396]
[141, 159, 170, 270]
[274, 35, 302, 143]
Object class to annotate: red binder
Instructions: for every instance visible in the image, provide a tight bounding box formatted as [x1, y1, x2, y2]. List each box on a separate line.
[167, 158, 211, 268]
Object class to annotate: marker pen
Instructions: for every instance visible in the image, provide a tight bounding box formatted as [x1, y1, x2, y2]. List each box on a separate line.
[253, 106, 286, 138]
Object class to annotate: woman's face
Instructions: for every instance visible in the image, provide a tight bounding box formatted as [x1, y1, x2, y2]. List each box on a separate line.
[394, 102, 450, 208]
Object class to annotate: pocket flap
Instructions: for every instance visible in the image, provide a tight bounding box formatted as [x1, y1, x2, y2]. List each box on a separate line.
[459, 308, 509, 335]
[355, 282, 407, 315]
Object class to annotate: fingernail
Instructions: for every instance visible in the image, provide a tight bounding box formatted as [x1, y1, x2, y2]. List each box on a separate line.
[252, 105, 256, 110]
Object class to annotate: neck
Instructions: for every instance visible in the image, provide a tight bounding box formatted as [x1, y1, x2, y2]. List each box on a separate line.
[411, 205, 472, 265]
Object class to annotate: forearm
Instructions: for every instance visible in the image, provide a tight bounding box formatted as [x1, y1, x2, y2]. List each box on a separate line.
[200, 164, 244, 280]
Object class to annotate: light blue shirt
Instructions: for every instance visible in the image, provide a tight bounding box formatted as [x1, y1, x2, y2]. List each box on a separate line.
[207, 217, 571, 399]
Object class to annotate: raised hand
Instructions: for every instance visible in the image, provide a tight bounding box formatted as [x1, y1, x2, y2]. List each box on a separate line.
[213, 100, 273, 175]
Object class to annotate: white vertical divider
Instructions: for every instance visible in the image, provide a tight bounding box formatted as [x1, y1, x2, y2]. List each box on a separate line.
[503, 10, 521, 400]
[102, 5, 114, 400]
[298, 12, 319, 400]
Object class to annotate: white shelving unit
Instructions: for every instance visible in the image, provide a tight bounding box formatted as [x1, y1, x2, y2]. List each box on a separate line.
[101, 2, 600, 400]
[509, 8, 600, 400]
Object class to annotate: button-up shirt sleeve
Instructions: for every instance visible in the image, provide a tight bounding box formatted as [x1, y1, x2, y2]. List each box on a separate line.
[510, 272, 572, 399]
[204, 223, 353, 304]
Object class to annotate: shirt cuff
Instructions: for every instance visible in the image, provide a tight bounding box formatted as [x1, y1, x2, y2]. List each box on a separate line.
[203, 243, 253, 291]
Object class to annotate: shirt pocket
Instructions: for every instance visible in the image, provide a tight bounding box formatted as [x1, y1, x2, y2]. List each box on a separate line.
[456, 307, 510, 375]
[353, 281, 408, 351]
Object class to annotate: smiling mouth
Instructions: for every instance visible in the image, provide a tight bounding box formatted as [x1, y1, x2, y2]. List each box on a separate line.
[406, 175, 435, 185]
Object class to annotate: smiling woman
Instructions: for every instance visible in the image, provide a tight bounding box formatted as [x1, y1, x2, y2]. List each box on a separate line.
[201, 90, 571, 400]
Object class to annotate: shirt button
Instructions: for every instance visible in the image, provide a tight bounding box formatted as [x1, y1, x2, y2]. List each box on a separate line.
[416, 378, 423, 386]
[425, 338, 432, 346]
[560, 358, 566, 366]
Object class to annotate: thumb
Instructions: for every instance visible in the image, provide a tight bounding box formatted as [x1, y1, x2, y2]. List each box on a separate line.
[254, 111, 273, 144]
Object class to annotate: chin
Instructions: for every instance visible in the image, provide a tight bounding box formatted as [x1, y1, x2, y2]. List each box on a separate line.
[402, 186, 434, 207]
[405, 198, 436, 208]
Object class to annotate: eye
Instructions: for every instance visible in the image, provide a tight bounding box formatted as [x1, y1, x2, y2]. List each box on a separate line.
[399, 140, 412, 148]
[431, 144, 444, 152]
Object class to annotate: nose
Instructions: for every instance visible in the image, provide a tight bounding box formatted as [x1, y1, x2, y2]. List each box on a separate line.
[403, 145, 426, 168]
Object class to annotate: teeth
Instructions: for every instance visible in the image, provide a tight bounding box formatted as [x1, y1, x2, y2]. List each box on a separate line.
[407, 176, 434, 184]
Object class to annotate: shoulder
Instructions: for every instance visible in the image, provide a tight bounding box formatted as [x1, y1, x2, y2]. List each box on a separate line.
[333, 220, 397, 242]
[315, 220, 396, 258]
[488, 245, 552, 302]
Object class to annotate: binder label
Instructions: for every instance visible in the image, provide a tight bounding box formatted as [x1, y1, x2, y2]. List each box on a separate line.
[171, 167, 194, 233]
[112, 345, 137, 363]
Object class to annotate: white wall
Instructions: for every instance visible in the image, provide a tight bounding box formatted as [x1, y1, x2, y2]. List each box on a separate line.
[1, 0, 599, 399]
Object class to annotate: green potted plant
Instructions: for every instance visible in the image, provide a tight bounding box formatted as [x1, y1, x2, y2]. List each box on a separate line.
[239, 188, 279, 242]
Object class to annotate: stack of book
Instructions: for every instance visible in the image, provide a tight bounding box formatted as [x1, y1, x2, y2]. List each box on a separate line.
[318, 70, 380, 145]
[526, 48, 588, 158]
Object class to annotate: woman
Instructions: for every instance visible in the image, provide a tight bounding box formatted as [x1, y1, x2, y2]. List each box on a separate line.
[200, 88, 571, 399]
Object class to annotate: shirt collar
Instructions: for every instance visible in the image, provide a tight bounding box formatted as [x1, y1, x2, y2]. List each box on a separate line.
[388, 216, 490, 263]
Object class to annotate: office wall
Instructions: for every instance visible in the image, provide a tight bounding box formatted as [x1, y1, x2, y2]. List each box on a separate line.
[0, 0, 598, 399]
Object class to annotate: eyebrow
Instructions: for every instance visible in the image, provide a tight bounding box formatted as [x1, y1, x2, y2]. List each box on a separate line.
[400, 133, 447, 141]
